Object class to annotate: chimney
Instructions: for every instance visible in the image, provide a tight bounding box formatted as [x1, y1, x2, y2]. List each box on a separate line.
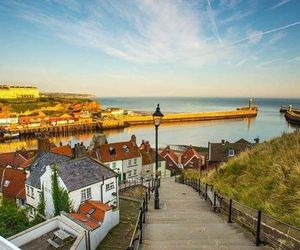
[221, 140, 225, 145]
[254, 138, 260, 144]
[59, 141, 63, 147]
[73, 143, 86, 158]
[146, 141, 151, 152]
[37, 134, 51, 151]
[131, 134, 137, 146]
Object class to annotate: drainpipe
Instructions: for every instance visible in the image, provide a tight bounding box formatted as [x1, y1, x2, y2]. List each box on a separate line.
[100, 176, 104, 202]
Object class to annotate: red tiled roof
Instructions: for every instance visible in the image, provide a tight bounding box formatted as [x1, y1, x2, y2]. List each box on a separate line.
[90, 139, 141, 162]
[181, 146, 202, 167]
[50, 145, 73, 157]
[1, 168, 26, 200]
[160, 146, 179, 165]
[68, 200, 112, 230]
[0, 152, 29, 168]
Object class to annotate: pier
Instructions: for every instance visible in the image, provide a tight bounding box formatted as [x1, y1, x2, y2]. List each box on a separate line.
[119, 108, 258, 125]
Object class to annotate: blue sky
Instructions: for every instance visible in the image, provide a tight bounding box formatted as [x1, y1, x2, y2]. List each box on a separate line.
[0, 0, 300, 97]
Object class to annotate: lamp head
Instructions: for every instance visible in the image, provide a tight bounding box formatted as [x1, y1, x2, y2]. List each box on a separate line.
[152, 104, 164, 126]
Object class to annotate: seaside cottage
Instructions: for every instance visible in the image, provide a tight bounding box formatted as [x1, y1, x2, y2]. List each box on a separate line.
[207, 138, 254, 169]
[26, 151, 119, 219]
[88, 135, 142, 182]
[181, 145, 205, 170]
[160, 146, 180, 176]
[138, 140, 169, 180]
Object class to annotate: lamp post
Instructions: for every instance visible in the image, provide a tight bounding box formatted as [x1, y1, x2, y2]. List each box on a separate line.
[152, 104, 164, 209]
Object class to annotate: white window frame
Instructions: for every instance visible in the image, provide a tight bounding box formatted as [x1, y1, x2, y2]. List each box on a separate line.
[133, 158, 137, 164]
[128, 159, 132, 165]
[81, 187, 92, 202]
[105, 182, 115, 191]
[31, 187, 34, 198]
[112, 162, 117, 169]
[228, 149, 235, 157]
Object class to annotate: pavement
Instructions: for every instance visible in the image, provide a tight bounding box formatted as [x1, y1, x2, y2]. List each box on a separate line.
[141, 177, 269, 250]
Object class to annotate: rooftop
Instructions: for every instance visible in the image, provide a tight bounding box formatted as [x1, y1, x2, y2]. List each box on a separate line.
[57, 156, 116, 192]
[0, 168, 26, 199]
[181, 146, 202, 167]
[26, 151, 70, 189]
[68, 200, 112, 230]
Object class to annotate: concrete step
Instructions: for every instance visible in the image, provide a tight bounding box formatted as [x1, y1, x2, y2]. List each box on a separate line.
[142, 245, 268, 250]
[142, 238, 257, 247]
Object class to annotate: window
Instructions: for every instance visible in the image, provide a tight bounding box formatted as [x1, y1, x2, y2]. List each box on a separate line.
[112, 162, 117, 169]
[26, 185, 30, 196]
[81, 187, 92, 202]
[128, 159, 132, 165]
[128, 170, 132, 177]
[4, 180, 10, 187]
[31, 187, 34, 198]
[134, 169, 137, 176]
[133, 158, 137, 164]
[106, 182, 115, 191]
[228, 149, 235, 157]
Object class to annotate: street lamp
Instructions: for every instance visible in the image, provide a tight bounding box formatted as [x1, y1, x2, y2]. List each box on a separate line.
[152, 104, 164, 209]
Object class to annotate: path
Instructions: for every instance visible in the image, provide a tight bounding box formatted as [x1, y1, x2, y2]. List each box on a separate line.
[142, 177, 268, 250]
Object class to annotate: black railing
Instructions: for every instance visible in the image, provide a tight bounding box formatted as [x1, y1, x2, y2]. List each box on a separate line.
[175, 176, 300, 250]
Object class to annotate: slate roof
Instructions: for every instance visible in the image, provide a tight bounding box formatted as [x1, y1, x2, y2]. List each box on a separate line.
[26, 151, 70, 189]
[209, 139, 253, 162]
[57, 157, 116, 192]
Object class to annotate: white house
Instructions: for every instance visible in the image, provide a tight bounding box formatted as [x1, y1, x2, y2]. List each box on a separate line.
[26, 152, 119, 219]
[89, 135, 143, 182]
[25, 151, 70, 218]
[138, 140, 169, 180]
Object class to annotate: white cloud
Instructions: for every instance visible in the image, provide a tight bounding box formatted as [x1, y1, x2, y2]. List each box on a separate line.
[206, 0, 222, 44]
[270, 0, 292, 10]
[288, 56, 300, 63]
[246, 29, 263, 44]
[268, 32, 285, 45]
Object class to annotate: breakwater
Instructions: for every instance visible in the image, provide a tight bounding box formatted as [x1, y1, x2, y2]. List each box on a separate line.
[118, 108, 258, 125]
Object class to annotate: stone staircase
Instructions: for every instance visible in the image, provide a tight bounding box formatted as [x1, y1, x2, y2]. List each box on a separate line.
[142, 177, 269, 250]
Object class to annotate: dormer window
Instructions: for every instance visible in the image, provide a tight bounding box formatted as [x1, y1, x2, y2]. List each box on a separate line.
[122, 145, 129, 153]
[4, 180, 10, 187]
[109, 147, 116, 155]
[228, 149, 235, 157]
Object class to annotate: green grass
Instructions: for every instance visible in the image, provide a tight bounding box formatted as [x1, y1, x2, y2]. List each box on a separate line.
[98, 198, 141, 249]
[203, 130, 300, 228]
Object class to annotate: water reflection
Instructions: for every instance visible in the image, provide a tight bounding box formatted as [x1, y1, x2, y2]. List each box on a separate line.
[0, 117, 257, 152]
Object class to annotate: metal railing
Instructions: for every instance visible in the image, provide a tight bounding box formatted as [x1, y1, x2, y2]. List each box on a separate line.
[175, 176, 300, 250]
[126, 191, 150, 250]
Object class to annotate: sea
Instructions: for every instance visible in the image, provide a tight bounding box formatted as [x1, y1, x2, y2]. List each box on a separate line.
[0, 97, 299, 152]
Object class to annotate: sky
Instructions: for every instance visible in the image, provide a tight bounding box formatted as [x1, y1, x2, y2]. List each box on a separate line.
[0, 0, 300, 98]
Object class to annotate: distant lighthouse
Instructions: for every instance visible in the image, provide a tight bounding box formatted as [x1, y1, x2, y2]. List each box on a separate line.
[249, 98, 253, 109]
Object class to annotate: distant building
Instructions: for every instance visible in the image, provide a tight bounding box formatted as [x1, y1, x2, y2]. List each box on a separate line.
[160, 146, 180, 176]
[181, 145, 205, 170]
[208, 138, 254, 168]
[88, 135, 142, 182]
[138, 140, 169, 180]
[0, 85, 39, 99]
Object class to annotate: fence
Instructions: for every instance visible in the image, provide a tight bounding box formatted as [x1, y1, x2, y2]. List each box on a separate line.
[125, 178, 158, 249]
[175, 176, 300, 250]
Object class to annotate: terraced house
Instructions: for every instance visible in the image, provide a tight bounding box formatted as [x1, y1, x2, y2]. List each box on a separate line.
[88, 135, 142, 182]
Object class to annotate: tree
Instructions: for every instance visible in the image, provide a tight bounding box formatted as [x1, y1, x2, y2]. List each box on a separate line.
[37, 185, 46, 216]
[51, 166, 72, 216]
[0, 199, 30, 238]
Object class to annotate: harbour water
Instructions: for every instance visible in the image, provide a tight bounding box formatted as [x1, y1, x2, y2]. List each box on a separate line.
[0, 97, 299, 152]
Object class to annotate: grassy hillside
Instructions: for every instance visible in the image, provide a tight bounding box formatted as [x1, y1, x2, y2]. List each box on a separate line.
[204, 130, 300, 228]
